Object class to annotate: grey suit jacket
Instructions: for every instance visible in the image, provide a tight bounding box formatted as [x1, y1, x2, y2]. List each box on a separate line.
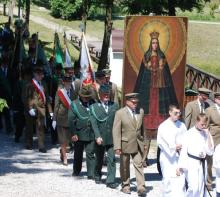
[112, 106, 146, 154]
[206, 105, 220, 146]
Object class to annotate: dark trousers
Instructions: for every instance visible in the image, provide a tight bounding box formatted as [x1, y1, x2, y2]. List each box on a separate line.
[14, 111, 25, 140]
[25, 114, 35, 148]
[206, 155, 213, 188]
[73, 140, 95, 178]
[0, 107, 12, 133]
[217, 192, 220, 197]
[95, 144, 116, 184]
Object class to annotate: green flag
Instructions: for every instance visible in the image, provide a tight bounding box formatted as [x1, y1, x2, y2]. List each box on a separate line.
[54, 32, 64, 67]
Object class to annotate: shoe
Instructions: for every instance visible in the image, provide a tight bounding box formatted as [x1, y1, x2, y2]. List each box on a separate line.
[39, 148, 47, 153]
[121, 186, 131, 194]
[87, 176, 94, 180]
[60, 149, 63, 162]
[106, 182, 119, 189]
[206, 185, 213, 191]
[137, 186, 146, 196]
[25, 146, 33, 150]
[72, 172, 79, 177]
[63, 159, 68, 166]
[95, 177, 101, 184]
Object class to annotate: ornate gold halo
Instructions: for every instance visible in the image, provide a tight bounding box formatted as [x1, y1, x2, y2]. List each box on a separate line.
[125, 16, 187, 74]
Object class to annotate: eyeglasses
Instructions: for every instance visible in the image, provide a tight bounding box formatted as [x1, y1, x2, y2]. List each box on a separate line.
[173, 111, 181, 116]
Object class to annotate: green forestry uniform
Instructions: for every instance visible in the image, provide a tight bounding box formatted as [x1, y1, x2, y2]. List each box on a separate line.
[90, 101, 119, 184]
[68, 98, 95, 178]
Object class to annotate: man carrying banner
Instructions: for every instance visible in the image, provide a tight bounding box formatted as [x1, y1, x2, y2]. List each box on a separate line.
[64, 63, 80, 100]
[52, 75, 74, 165]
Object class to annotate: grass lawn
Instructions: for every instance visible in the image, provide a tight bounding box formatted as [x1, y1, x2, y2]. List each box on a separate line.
[30, 6, 220, 77]
[187, 22, 220, 76]
[1, 4, 220, 77]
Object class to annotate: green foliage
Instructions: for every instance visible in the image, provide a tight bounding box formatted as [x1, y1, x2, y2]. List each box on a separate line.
[32, 0, 50, 9]
[50, 0, 64, 18]
[50, 0, 83, 19]
[117, 0, 211, 15]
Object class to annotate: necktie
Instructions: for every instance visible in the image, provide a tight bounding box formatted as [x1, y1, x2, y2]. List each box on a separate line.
[201, 103, 205, 113]
[132, 110, 137, 126]
[67, 90, 70, 97]
[104, 102, 108, 112]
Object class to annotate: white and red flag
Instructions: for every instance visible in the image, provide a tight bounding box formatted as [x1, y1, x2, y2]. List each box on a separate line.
[80, 32, 94, 86]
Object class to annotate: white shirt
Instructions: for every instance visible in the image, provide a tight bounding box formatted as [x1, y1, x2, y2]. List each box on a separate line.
[178, 127, 214, 170]
[126, 106, 137, 120]
[197, 99, 205, 113]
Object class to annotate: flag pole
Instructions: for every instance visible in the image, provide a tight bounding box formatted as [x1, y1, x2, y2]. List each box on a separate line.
[82, 32, 93, 71]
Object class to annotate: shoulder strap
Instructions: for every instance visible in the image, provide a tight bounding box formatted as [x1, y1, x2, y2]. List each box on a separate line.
[70, 101, 89, 120]
[90, 104, 108, 122]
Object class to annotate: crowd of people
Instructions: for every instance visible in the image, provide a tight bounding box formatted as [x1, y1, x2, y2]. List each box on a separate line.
[0, 21, 220, 197]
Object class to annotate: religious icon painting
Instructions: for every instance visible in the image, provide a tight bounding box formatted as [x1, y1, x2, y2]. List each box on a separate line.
[123, 16, 188, 138]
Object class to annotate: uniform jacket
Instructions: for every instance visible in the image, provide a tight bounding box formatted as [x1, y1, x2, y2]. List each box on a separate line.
[90, 101, 119, 146]
[206, 104, 220, 146]
[108, 81, 119, 105]
[184, 99, 210, 129]
[71, 78, 81, 100]
[112, 106, 146, 154]
[53, 87, 75, 127]
[23, 79, 52, 117]
[68, 99, 95, 141]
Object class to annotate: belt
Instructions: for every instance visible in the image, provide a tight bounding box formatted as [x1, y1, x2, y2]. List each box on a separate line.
[187, 153, 205, 162]
[187, 153, 207, 197]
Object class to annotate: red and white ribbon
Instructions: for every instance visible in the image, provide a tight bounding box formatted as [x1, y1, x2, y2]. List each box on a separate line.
[32, 79, 46, 104]
[57, 88, 71, 109]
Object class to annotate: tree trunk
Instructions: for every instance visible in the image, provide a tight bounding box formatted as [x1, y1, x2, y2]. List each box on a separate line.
[3, 3, 6, 16]
[168, 0, 176, 16]
[98, 0, 113, 71]
[82, 0, 88, 33]
[25, 0, 30, 29]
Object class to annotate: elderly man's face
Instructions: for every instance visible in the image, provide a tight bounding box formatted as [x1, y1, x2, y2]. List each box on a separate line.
[99, 92, 110, 103]
[126, 98, 138, 111]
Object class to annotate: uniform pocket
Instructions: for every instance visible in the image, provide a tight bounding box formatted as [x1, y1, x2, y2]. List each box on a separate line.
[121, 137, 128, 142]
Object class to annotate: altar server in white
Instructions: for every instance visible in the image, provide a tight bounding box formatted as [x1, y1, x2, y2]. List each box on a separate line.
[157, 105, 187, 197]
[177, 113, 214, 197]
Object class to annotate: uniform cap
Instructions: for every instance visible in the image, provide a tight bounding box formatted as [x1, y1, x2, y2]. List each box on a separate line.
[125, 92, 139, 100]
[198, 87, 212, 96]
[63, 75, 72, 82]
[99, 84, 110, 94]
[95, 70, 105, 78]
[33, 65, 44, 73]
[102, 69, 111, 76]
[214, 92, 220, 97]
[79, 86, 93, 98]
[63, 63, 74, 70]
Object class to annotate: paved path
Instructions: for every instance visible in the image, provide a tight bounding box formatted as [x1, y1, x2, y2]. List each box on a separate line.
[0, 129, 163, 197]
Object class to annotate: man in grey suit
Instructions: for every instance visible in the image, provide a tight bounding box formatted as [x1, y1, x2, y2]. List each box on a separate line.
[112, 93, 146, 196]
[206, 92, 220, 191]
[184, 87, 212, 129]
